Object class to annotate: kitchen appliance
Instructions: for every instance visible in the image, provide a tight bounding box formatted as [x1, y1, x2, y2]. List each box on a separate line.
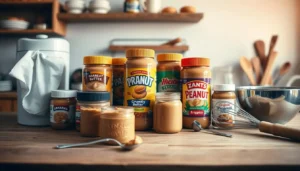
[10, 34, 70, 126]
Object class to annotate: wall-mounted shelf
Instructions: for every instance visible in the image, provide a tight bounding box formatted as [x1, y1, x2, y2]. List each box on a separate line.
[58, 13, 203, 23]
[0, 29, 58, 35]
[109, 45, 189, 53]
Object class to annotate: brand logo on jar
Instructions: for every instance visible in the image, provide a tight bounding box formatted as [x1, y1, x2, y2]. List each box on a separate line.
[130, 70, 148, 75]
[53, 106, 69, 111]
[161, 78, 178, 85]
[113, 77, 123, 87]
[84, 73, 110, 84]
[187, 81, 207, 90]
[126, 75, 154, 87]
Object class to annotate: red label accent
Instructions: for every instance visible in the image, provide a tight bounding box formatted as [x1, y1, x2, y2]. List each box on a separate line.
[161, 78, 179, 85]
[187, 80, 207, 90]
[189, 110, 205, 117]
[131, 70, 148, 75]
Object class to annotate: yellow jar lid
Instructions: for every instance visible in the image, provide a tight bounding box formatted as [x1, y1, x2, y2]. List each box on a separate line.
[112, 57, 127, 65]
[84, 56, 112, 65]
[126, 48, 155, 58]
[157, 53, 182, 62]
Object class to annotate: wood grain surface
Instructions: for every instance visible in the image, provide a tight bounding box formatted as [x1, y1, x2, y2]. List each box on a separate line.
[1, 113, 300, 171]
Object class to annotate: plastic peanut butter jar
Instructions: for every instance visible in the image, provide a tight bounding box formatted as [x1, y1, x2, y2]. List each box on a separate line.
[112, 57, 127, 106]
[124, 48, 156, 131]
[181, 57, 211, 129]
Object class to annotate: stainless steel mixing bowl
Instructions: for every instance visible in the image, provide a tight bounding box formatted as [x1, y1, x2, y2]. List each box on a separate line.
[236, 86, 300, 124]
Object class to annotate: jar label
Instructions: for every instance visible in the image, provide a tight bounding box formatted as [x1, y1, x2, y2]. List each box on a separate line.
[50, 105, 75, 124]
[124, 1, 140, 13]
[75, 105, 81, 130]
[212, 99, 235, 124]
[182, 78, 211, 117]
[113, 71, 124, 106]
[83, 71, 112, 92]
[157, 71, 180, 92]
[124, 68, 156, 119]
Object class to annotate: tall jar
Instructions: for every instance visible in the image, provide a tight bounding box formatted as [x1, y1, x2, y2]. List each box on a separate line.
[77, 92, 110, 137]
[112, 57, 127, 106]
[154, 92, 182, 133]
[100, 106, 135, 144]
[157, 53, 182, 92]
[124, 48, 156, 131]
[82, 56, 112, 92]
[181, 57, 211, 129]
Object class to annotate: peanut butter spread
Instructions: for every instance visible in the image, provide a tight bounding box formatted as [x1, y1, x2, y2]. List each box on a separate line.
[80, 107, 102, 137]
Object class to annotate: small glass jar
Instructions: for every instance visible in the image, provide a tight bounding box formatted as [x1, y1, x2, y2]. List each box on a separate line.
[82, 56, 112, 92]
[77, 92, 110, 137]
[124, 0, 140, 13]
[50, 90, 77, 130]
[100, 106, 135, 144]
[212, 84, 236, 129]
[154, 92, 182, 133]
[112, 57, 127, 106]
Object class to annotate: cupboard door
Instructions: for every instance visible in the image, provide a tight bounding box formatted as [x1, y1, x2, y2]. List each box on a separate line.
[0, 100, 12, 112]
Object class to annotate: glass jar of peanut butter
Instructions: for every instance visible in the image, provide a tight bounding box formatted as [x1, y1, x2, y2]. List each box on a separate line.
[77, 91, 110, 137]
[124, 48, 156, 131]
[50, 90, 77, 130]
[82, 56, 112, 92]
[157, 53, 182, 92]
[112, 57, 127, 106]
[181, 57, 211, 129]
[100, 106, 135, 144]
[212, 84, 236, 129]
[154, 92, 182, 133]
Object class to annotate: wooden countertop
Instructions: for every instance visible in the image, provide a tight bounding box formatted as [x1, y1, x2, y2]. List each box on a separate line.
[1, 113, 300, 171]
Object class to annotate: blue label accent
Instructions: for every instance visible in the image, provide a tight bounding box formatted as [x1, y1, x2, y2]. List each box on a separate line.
[127, 100, 150, 107]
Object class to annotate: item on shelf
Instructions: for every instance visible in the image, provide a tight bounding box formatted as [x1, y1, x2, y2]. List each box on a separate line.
[33, 23, 47, 30]
[77, 91, 110, 137]
[192, 120, 232, 138]
[141, 0, 161, 13]
[124, 48, 156, 131]
[156, 53, 182, 92]
[112, 57, 127, 106]
[65, 0, 85, 14]
[124, 0, 140, 13]
[180, 6, 197, 13]
[50, 90, 77, 130]
[0, 80, 12, 92]
[82, 56, 112, 92]
[212, 84, 236, 129]
[181, 57, 211, 129]
[100, 107, 135, 144]
[153, 92, 182, 133]
[10, 34, 70, 126]
[161, 7, 177, 14]
[0, 18, 29, 30]
[89, 0, 111, 14]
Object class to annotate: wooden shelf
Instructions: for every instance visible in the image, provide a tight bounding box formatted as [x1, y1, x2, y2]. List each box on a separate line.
[58, 13, 203, 23]
[109, 45, 189, 53]
[0, 0, 54, 4]
[0, 29, 59, 35]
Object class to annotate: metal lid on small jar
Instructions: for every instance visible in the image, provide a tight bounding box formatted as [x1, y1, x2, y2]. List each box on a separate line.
[102, 106, 134, 114]
[213, 84, 235, 91]
[51, 90, 77, 98]
[156, 92, 181, 101]
[77, 91, 110, 101]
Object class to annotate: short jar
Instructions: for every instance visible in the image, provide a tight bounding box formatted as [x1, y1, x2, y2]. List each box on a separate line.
[100, 106, 135, 144]
[82, 56, 112, 92]
[212, 84, 236, 129]
[50, 90, 77, 130]
[112, 57, 127, 106]
[77, 91, 110, 137]
[154, 92, 182, 133]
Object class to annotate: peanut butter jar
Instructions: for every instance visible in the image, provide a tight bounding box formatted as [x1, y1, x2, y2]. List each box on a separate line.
[112, 57, 127, 106]
[124, 49, 156, 131]
[157, 53, 182, 92]
[100, 106, 135, 144]
[77, 91, 110, 137]
[82, 56, 112, 92]
[154, 92, 182, 133]
[181, 57, 211, 129]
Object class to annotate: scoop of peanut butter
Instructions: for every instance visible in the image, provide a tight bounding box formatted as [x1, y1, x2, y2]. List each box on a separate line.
[125, 135, 143, 146]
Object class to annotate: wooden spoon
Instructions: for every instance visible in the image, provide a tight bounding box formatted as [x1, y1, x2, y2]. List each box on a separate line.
[260, 51, 278, 85]
[161, 37, 182, 46]
[240, 57, 257, 85]
[254, 40, 267, 70]
[267, 35, 278, 59]
[274, 62, 291, 85]
[251, 57, 262, 84]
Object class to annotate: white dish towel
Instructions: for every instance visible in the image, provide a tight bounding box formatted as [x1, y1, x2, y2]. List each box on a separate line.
[10, 50, 65, 115]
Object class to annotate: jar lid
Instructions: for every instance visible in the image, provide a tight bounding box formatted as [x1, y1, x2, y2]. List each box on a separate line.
[112, 57, 127, 65]
[126, 48, 155, 58]
[102, 106, 134, 114]
[213, 84, 235, 91]
[181, 57, 210, 67]
[84, 56, 112, 65]
[156, 92, 181, 100]
[51, 90, 77, 98]
[157, 53, 182, 62]
[77, 91, 110, 101]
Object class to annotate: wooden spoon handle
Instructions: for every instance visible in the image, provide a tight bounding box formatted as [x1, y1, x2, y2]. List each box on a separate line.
[162, 38, 182, 46]
[259, 121, 300, 141]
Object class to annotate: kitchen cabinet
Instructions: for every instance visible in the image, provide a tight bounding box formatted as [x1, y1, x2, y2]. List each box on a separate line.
[1, 112, 300, 170]
[0, 92, 17, 112]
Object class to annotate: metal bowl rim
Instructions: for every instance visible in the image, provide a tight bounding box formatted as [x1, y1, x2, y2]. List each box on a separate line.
[236, 86, 300, 91]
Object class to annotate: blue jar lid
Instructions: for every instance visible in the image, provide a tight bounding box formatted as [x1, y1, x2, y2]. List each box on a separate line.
[77, 92, 110, 101]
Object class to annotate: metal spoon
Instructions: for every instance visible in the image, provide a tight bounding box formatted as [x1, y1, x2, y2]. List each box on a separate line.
[192, 120, 232, 138]
[55, 138, 140, 151]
